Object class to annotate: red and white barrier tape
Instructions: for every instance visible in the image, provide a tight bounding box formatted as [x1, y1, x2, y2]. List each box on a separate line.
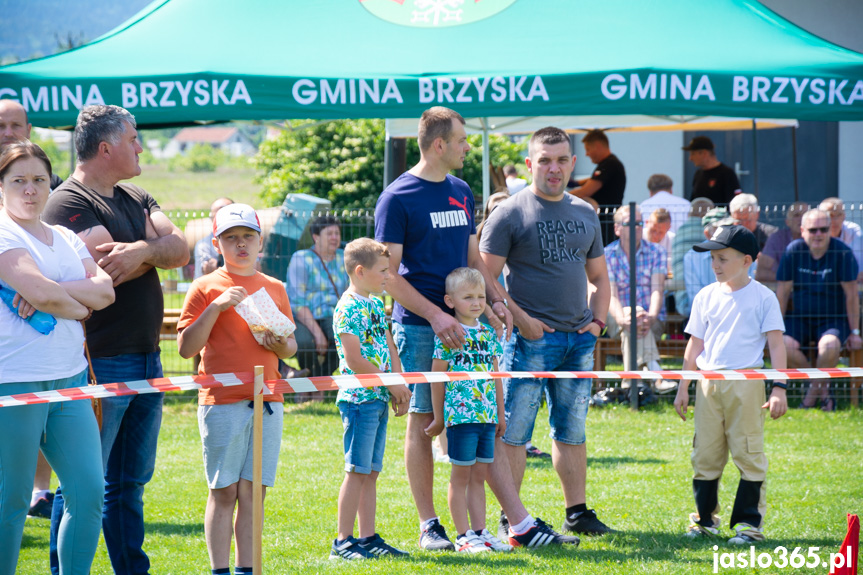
[1, 368, 861, 408]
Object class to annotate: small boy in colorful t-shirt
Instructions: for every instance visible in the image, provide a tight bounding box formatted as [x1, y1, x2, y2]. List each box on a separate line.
[425, 267, 509, 553]
[330, 238, 411, 560]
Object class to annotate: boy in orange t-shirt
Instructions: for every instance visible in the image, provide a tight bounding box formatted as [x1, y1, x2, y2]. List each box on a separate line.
[177, 204, 297, 575]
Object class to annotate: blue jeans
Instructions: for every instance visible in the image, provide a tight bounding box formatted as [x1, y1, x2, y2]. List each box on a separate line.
[339, 400, 389, 474]
[392, 322, 436, 413]
[0, 370, 103, 575]
[50, 352, 164, 575]
[501, 329, 596, 446]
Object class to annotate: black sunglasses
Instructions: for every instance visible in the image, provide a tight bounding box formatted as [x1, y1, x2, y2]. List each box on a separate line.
[806, 226, 830, 234]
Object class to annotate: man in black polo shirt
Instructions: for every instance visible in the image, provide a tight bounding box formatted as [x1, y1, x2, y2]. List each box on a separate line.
[684, 136, 742, 205]
[570, 129, 626, 245]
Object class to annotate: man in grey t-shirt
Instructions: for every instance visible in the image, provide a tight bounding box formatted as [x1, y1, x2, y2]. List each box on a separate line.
[480, 126, 614, 536]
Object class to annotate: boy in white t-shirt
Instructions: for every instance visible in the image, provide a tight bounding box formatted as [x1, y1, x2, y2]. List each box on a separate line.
[673, 225, 788, 545]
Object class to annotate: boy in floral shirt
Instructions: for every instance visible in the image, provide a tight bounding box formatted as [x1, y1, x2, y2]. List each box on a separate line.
[425, 268, 508, 553]
[331, 238, 411, 560]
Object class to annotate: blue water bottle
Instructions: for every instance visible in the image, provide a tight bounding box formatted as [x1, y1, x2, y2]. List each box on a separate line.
[0, 285, 57, 335]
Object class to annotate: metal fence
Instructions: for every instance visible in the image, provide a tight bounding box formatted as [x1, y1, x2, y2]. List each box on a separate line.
[156, 201, 863, 408]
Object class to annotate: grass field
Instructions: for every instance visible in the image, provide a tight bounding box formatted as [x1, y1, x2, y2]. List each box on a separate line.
[135, 164, 264, 211]
[16, 399, 863, 574]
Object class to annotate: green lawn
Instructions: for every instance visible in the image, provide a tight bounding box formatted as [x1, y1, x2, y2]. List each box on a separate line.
[135, 163, 264, 211]
[16, 400, 862, 574]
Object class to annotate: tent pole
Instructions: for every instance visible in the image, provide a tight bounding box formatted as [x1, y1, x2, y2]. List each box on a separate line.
[628, 201, 638, 411]
[751, 119, 759, 197]
[383, 122, 392, 188]
[791, 126, 799, 202]
[481, 118, 490, 209]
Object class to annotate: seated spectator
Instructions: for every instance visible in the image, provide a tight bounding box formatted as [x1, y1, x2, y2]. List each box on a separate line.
[643, 208, 674, 273]
[684, 214, 756, 311]
[819, 197, 863, 276]
[286, 215, 349, 386]
[756, 201, 808, 282]
[194, 197, 234, 279]
[776, 209, 861, 411]
[730, 193, 777, 250]
[503, 164, 527, 194]
[605, 205, 674, 392]
[640, 174, 691, 234]
[671, 198, 714, 316]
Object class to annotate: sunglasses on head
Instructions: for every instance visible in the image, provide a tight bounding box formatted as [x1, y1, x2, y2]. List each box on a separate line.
[806, 226, 830, 234]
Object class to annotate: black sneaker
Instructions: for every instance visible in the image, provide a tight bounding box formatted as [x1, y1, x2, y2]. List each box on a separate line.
[330, 536, 376, 560]
[419, 518, 455, 551]
[508, 517, 580, 548]
[497, 511, 510, 542]
[563, 508, 614, 535]
[27, 492, 54, 519]
[358, 533, 409, 557]
[526, 445, 551, 459]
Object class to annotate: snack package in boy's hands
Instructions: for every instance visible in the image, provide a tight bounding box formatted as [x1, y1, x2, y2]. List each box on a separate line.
[0, 285, 57, 335]
[234, 287, 296, 345]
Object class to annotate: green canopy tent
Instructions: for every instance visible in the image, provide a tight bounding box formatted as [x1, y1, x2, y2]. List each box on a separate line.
[1, 0, 862, 127]
[1, 0, 861, 201]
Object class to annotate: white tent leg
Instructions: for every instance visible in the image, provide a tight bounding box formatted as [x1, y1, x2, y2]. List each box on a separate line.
[481, 118, 490, 208]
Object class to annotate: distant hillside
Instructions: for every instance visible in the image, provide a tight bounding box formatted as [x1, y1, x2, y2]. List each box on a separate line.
[0, 0, 153, 64]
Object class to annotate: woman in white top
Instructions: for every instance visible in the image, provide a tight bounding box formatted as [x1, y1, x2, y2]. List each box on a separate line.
[0, 141, 114, 575]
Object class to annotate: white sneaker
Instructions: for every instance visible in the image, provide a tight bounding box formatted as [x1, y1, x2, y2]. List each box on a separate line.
[478, 528, 513, 552]
[684, 512, 720, 538]
[455, 530, 490, 553]
[728, 523, 763, 545]
[431, 443, 450, 464]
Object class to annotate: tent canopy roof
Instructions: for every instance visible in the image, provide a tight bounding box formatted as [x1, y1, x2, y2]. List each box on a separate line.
[1, 0, 862, 128]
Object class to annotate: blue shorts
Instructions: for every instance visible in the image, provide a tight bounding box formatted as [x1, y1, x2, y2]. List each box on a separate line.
[392, 322, 436, 414]
[339, 400, 388, 474]
[501, 329, 596, 446]
[446, 423, 496, 466]
[785, 316, 849, 347]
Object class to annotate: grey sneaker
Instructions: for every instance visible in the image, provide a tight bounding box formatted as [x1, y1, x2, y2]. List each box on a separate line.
[497, 511, 510, 542]
[419, 518, 455, 551]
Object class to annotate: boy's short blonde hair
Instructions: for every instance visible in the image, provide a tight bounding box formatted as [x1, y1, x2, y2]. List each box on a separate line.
[344, 237, 389, 275]
[445, 267, 485, 295]
[649, 207, 671, 224]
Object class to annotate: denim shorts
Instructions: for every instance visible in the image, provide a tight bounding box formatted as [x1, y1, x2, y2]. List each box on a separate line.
[784, 316, 849, 347]
[392, 322, 436, 414]
[501, 328, 596, 446]
[446, 423, 496, 466]
[339, 400, 389, 474]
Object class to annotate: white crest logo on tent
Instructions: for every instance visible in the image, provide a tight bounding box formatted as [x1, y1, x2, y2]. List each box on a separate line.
[359, 0, 517, 28]
[412, 0, 463, 26]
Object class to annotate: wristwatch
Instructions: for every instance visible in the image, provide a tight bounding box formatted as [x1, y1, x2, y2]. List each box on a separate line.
[491, 298, 508, 308]
[852, 329, 861, 336]
[591, 318, 607, 336]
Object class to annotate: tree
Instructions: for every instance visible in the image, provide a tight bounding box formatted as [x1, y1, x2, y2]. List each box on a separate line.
[254, 119, 386, 210]
[168, 144, 227, 173]
[462, 133, 525, 198]
[254, 119, 525, 210]
[31, 136, 71, 179]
